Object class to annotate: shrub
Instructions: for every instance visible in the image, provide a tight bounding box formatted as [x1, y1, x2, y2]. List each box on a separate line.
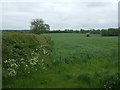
[101, 28, 118, 36]
[2, 32, 53, 81]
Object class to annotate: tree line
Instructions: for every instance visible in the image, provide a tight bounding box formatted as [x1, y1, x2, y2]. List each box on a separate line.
[101, 28, 119, 36]
[2, 28, 118, 36]
[1, 18, 119, 36]
[44, 29, 101, 34]
[30, 18, 119, 36]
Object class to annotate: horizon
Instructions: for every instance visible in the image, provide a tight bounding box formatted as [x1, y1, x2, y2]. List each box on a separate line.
[0, 27, 118, 31]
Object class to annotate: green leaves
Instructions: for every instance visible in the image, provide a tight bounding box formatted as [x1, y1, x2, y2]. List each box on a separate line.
[30, 18, 50, 34]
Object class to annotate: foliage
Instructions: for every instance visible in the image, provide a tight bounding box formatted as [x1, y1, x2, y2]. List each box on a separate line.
[1, 28, 119, 37]
[45, 29, 101, 34]
[3, 33, 118, 88]
[101, 28, 118, 36]
[30, 19, 50, 34]
[2, 32, 53, 82]
[2, 30, 31, 33]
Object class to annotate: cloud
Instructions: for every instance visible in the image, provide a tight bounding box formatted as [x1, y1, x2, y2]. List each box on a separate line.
[83, 2, 110, 7]
[1, 0, 118, 30]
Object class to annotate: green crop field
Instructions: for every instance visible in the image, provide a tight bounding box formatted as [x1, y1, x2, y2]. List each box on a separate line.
[3, 33, 118, 88]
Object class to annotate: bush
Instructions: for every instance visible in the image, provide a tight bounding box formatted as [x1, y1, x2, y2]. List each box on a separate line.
[101, 28, 118, 36]
[2, 32, 53, 81]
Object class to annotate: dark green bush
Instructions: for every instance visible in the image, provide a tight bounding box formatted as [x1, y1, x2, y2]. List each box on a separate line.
[101, 28, 118, 36]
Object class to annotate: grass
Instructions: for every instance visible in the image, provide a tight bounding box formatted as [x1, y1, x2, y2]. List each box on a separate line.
[3, 33, 118, 88]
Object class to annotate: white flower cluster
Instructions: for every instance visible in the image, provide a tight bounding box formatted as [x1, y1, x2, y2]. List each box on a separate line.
[8, 68, 16, 77]
[3, 47, 49, 77]
[3, 59, 18, 77]
[29, 56, 39, 66]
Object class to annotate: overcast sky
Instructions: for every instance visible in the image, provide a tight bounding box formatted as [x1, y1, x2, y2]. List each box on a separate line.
[1, 0, 119, 30]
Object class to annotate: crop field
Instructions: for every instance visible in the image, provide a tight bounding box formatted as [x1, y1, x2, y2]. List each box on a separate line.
[3, 33, 118, 88]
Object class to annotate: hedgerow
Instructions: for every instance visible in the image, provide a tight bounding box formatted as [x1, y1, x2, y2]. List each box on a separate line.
[2, 32, 53, 82]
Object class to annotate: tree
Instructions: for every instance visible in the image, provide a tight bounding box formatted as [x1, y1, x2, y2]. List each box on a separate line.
[101, 28, 118, 36]
[80, 29, 85, 33]
[30, 18, 50, 34]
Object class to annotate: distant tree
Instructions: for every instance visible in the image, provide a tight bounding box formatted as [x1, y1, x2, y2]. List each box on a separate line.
[69, 29, 74, 33]
[80, 29, 85, 33]
[89, 29, 100, 34]
[101, 28, 118, 36]
[30, 18, 50, 34]
[65, 29, 69, 33]
[75, 30, 79, 33]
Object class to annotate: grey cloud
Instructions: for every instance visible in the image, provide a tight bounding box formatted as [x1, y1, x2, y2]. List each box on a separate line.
[1, 1, 118, 30]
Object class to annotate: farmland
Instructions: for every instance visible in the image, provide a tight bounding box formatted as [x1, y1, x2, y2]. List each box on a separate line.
[3, 33, 118, 88]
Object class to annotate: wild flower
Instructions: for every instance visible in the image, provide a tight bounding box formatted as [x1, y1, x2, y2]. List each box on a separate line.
[8, 69, 16, 77]
[28, 57, 39, 66]
[3, 60, 8, 63]
[41, 59, 44, 62]
[25, 64, 28, 67]
[43, 49, 47, 55]
[10, 59, 15, 62]
[10, 63, 18, 69]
